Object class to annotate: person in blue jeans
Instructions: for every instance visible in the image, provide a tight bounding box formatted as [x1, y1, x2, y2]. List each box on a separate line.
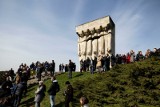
[47, 76, 59, 107]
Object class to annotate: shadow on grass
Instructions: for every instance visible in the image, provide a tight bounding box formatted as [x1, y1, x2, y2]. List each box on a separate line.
[56, 101, 65, 107]
[27, 83, 38, 89]
[27, 87, 35, 92]
[74, 73, 83, 78]
[20, 97, 35, 107]
[55, 101, 77, 107]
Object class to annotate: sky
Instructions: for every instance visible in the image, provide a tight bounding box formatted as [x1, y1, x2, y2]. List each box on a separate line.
[0, 0, 160, 71]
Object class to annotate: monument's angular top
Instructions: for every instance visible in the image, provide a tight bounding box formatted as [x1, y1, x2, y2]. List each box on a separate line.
[76, 16, 115, 33]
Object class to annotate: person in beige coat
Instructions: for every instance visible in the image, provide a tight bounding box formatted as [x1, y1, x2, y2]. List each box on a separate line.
[96, 55, 102, 73]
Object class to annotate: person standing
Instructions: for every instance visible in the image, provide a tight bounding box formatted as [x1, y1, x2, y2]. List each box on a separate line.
[68, 60, 73, 79]
[47, 76, 59, 107]
[96, 55, 102, 73]
[36, 62, 42, 81]
[93, 56, 97, 72]
[130, 50, 135, 62]
[1, 75, 13, 96]
[14, 79, 26, 107]
[80, 59, 84, 73]
[50, 60, 55, 76]
[64, 81, 73, 107]
[89, 58, 94, 74]
[34, 81, 46, 107]
[9, 68, 15, 81]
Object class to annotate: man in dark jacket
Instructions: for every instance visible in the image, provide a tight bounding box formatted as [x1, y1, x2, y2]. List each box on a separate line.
[50, 60, 55, 76]
[13, 79, 26, 107]
[1, 76, 13, 96]
[64, 81, 73, 107]
[68, 60, 74, 79]
[47, 76, 59, 107]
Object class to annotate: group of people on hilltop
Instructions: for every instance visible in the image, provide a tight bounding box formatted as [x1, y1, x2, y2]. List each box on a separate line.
[15, 60, 55, 82]
[80, 48, 160, 73]
[29, 60, 55, 80]
[59, 62, 76, 72]
[0, 60, 56, 107]
[0, 59, 78, 107]
[80, 54, 111, 74]
[58, 60, 76, 79]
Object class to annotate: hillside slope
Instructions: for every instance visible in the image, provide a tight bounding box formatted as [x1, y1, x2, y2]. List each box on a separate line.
[73, 57, 160, 107]
[20, 57, 160, 107]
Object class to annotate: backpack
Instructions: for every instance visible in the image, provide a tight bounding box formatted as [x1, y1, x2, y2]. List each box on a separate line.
[56, 83, 60, 93]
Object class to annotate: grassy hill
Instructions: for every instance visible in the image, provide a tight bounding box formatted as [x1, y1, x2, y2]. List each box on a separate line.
[21, 57, 160, 107]
[21, 72, 95, 107]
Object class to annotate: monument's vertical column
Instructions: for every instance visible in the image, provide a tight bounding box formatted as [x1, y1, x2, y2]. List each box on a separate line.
[86, 30, 92, 59]
[104, 28, 108, 55]
[92, 31, 98, 58]
[107, 29, 112, 54]
[86, 39, 92, 58]
[98, 28, 105, 56]
[81, 34, 87, 60]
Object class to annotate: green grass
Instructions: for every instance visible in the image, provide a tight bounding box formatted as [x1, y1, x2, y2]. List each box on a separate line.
[21, 72, 96, 107]
[21, 57, 160, 107]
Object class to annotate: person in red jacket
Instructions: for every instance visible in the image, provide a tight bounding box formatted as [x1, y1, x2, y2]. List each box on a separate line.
[126, 53, 130, 63]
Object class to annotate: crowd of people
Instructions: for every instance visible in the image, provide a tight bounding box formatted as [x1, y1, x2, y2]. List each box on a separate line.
[59, 62, 76, 72]
[0, 59, 78, 107]
[80, 48, 160, 74]
[0, 47, 159, 107]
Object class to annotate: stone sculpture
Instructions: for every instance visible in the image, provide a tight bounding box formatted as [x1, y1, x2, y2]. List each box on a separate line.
[76, 16, 115, 61]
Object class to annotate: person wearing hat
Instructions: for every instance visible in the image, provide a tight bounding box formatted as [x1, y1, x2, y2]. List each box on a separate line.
[34, 81, 46, 107]
[64, 81, 73, 107]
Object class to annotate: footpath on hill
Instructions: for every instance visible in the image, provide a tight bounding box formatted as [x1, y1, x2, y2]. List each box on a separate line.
[27, 71, 62, 86]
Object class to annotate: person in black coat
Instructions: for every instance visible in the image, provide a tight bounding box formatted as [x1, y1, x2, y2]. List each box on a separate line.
[64, 81, 73, 107]
[1, 76, 13, 96]
[47, 76, 59, 107]
[68, 60, 74, 79]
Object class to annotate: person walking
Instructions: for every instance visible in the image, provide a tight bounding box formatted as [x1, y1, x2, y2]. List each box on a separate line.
[34, 81, 46, 107]
[64, 81, 73, 107]
[47, 76, 60, 107]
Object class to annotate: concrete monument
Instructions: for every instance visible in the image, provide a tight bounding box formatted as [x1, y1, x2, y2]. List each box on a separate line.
[76, 16, 115, 61]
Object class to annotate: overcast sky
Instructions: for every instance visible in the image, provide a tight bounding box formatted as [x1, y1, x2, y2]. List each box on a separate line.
[0, 0, 160, 71]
